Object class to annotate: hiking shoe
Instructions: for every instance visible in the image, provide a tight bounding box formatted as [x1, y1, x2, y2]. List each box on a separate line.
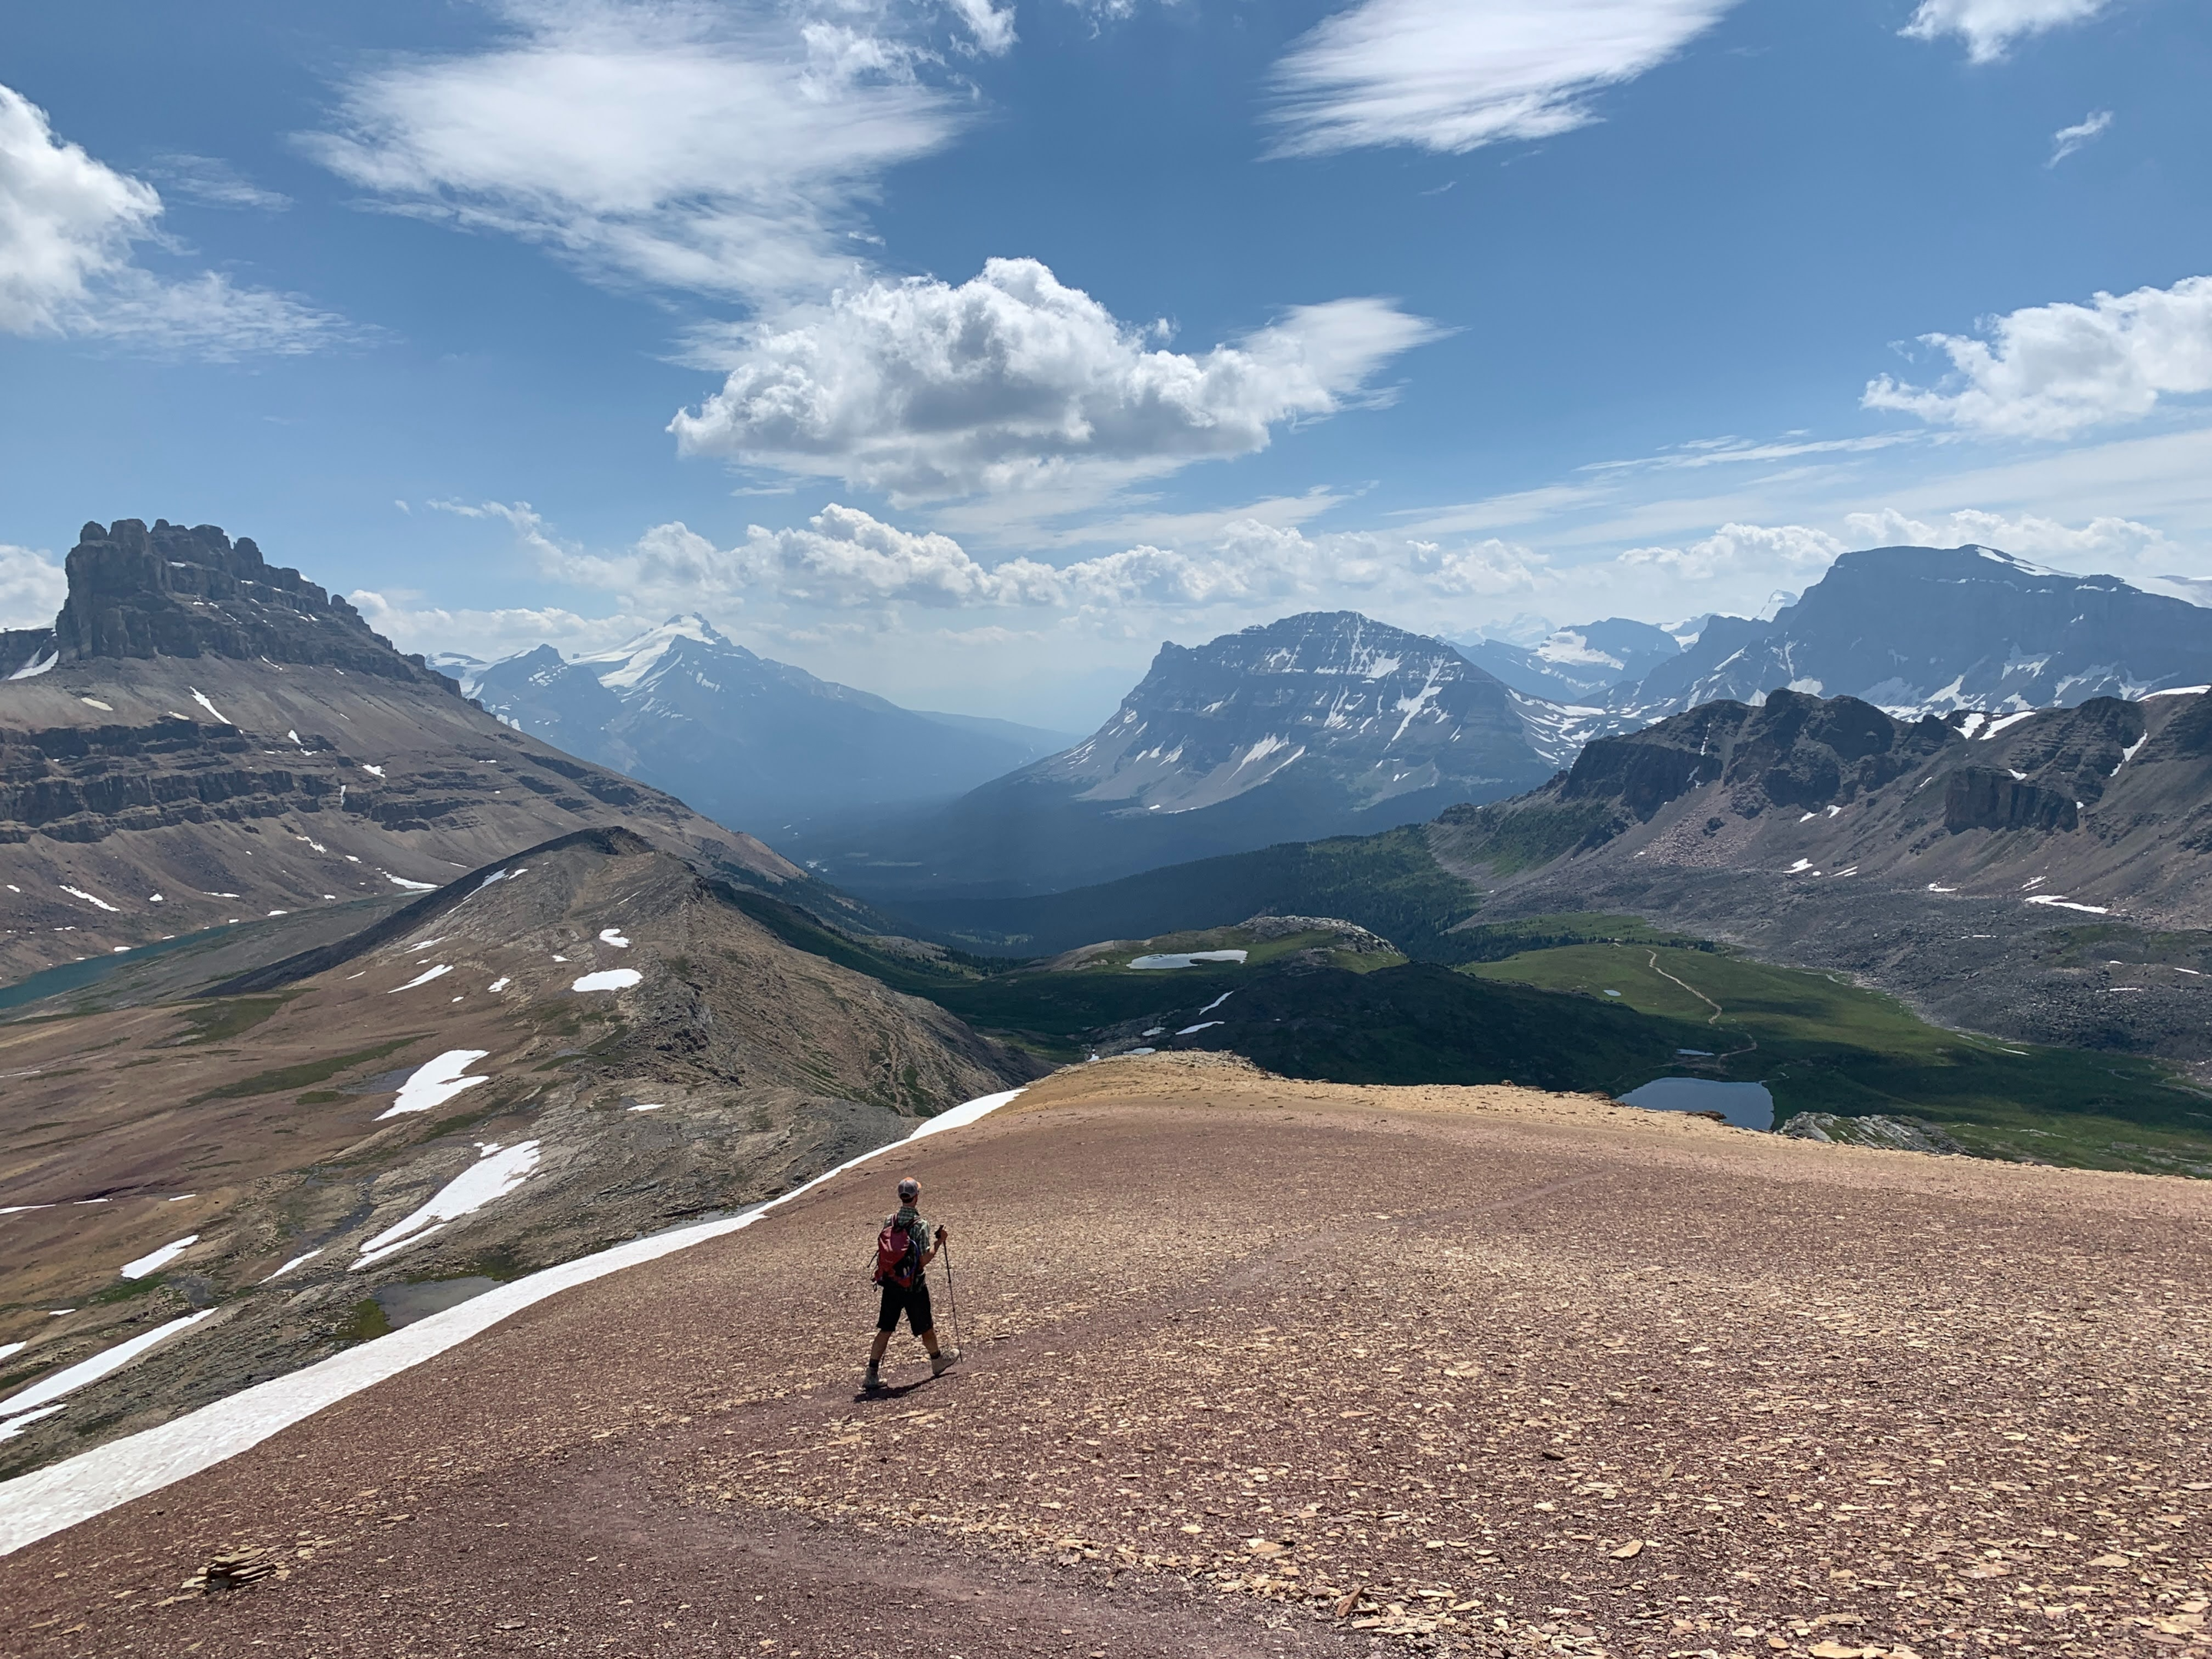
[930, 1349, 959, 1377]
[863, 1368, 884, 1392]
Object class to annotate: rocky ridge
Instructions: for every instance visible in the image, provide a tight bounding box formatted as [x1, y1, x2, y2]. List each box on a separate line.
[0, 520, 823, 979]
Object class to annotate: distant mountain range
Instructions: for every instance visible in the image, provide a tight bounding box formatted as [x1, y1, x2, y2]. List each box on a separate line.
[812, 611, 1574, 900]
[441, 617, 1074, 834]
[1455, 617, 1687, 704]
[1604, 545, 2212, 718]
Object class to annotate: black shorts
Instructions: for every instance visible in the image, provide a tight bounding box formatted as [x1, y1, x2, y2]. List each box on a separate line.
[876, 1278, 933, 1336]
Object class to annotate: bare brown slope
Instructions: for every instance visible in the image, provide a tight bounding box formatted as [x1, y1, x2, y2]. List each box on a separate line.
[5, 1055, 2205, 1657]
[0, 518, 809, 982]
[0, 830, 1035, 1478]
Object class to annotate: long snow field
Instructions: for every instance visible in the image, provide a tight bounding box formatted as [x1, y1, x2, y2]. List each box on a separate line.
[0, 1087, 1028, 1554]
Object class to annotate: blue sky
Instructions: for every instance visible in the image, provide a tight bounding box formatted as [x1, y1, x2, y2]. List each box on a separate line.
[2, 0, 2208, 727]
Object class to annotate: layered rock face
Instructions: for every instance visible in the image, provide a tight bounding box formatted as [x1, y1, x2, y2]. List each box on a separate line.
[8, 520, 449, 684]
[0, 519, 820, 980]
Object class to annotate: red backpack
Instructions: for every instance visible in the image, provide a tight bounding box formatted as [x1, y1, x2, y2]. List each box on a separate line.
[874, 1219, 922, 1289]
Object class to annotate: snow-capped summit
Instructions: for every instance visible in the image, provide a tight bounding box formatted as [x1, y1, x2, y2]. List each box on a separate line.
[465, 618, 1074, 835]
[819, 611, 1567, 899]
[571, 614, 730, 692]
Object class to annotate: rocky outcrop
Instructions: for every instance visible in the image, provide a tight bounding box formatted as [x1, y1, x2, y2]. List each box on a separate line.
[1779, 1112, 1965, 1154]
[1531, 688, 1959, 839]
[1944, 767, 2079, 833]
[50, 519, 452, 687]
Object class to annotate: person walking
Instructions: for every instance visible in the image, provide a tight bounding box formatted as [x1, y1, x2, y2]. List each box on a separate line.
[865, 1176, 957, 1392]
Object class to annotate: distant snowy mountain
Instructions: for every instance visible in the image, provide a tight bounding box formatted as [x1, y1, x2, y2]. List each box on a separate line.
[1611, 546, 2212, 720]
[819, 611, 1575, 899]
[464, 616, 1076, 833]
[1456, 618, 1684, 704]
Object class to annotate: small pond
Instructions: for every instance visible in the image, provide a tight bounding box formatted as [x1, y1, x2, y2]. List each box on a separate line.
[1619, 1077, 1775, 1131]
[1128, 949, 1247, 970]
[373, 1276, 502, 1330]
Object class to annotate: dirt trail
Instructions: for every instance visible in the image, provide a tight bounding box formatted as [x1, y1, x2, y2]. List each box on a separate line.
[2, 1054, 2207, 1658]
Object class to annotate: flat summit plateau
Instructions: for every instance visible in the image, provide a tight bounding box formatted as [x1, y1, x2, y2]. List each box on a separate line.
[2, 1054, 2207, 1657]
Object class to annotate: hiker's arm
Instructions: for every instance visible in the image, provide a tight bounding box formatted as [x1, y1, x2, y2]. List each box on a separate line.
[924, 1223, 949, 1265]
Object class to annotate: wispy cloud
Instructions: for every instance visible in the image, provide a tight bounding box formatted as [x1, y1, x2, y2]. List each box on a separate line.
[147, 154, 292, 211]
[671, 257, 1442, 505]
[2048, 109, 2112, 166]
[0, 83, 346, 356]
[1865, 275, 2212, 439]
[306, 0, 983, 304]
[1899, 0, 2111, 63]
[1266, 0, 1737, 158]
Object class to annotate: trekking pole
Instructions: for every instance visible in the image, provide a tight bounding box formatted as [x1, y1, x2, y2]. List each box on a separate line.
[942, 1235, 961, 1355]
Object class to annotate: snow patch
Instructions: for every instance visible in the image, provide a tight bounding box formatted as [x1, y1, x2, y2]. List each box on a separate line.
[263, 1250, 323, 1282]
[1175, 1020, 1224, 1035]
[0, 1088, 1028, 1552]
[2142, 685, 2211, 700]
[390, 965, 452, 992]
[377, 1049, 492, 1119]
[1976, 710, 2038, 740]
[352, 1141, 541, 1270]
[1128, 950, 1247, 970]
[382, 873, 438, 892]
[58, 886, 121, 914]
[571, 968, 642, 992]
[598, 928, 631, 949]
[627, 1104, 665, 1113]
[360, 763, 386, 778]
[187, 689, 233, 726]
[118, 1237, 198, 1280]
[80, 697, 112, 711]
[487, 977, 511, 994]
[1786, 859, 1813, 873]
[2025, 895, 2109, 915]
[1197, 990, 1234, 1015]
[0, 1312, 214, 1422]
[6, 651, 58, 680]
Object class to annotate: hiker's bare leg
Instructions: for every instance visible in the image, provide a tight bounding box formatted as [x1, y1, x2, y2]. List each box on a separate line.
[869, 1330, 892, 1367]
[920, 1327, 941, 1359]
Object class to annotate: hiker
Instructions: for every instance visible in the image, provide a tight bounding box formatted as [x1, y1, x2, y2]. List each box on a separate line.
[866, 1176, 957, 1391]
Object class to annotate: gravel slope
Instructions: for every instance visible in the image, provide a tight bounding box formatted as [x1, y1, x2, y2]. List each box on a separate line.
[2, 1054, 2207, 1658]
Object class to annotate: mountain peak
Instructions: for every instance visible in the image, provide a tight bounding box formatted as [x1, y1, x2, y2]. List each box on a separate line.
[4, 518, 449, 687]
[1614, 543, 2212, 718]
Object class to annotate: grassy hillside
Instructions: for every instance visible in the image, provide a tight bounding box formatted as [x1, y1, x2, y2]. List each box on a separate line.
[1468, 936, 2212, 1175]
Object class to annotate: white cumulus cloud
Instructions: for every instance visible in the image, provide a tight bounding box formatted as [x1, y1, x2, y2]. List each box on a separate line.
[1267, 0, 1737, 157]
[0, 543, 67, 630]
[1841, 506, 2172, 566]
[306, 0, 976, 303]
[1900, 0, 2110, 62]
[1864, 276, 2212, 439]
[442, 498, 1543, 637]
[0, 83, 344, 354]
[671, 257, 1442, 502]
[1617, 522, 1843, 583]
